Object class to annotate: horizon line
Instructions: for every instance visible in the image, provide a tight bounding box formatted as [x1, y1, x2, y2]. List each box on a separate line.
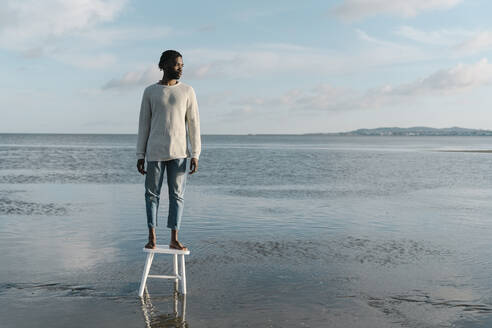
[2, 126, 492, 136]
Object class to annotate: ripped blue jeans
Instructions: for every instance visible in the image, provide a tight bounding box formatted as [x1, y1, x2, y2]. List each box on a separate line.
[144, 158, 188, 230]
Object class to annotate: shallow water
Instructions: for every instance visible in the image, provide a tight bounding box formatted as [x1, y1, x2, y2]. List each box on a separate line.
[1, 134, 492, 327]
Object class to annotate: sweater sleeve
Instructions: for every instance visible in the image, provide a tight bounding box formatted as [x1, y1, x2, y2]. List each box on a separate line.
[186, 87, 201, 159]
[136, 88, 151, 160]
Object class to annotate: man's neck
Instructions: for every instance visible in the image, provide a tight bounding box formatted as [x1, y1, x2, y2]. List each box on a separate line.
[159, 77, 179, 86]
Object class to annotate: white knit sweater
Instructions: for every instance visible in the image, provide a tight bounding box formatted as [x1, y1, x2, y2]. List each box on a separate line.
[136, 82, 201, 161]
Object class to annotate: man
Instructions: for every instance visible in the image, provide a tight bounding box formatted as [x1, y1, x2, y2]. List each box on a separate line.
[136, 50, 201, 251]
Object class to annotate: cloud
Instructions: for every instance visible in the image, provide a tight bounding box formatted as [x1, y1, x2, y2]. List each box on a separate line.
[394, 26, 473, 46]
[227, 58, 492, 114]
[105, 32, 489, 92]
[105, 35, 490, 96]
[102, 39, 430, 90]
[0, 0, 173, 70]
[332, 0, 462, 21]
[72, 26, 173, 45]
[0, 0, 126, 51]
[182, 43, 357, 79]
[352, 58, 492, 110]
[356, 29, 401, 47]
[343, 58, 492, 108]
[54, 52, 117, 69]
[102, 44, 347, 89]
[360, 26, 492, 59]
[231, 85, 355, 112]
[390, 26, 492, 56]
[102, 66, 161, 89]
[455, 31, 492, 55]
[0, 0, 129, 70]
[387, 58, 492, 95]
[354, 28, 430, 63]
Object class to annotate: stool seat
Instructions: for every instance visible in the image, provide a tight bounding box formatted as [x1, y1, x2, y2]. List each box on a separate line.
[143, 245, 190, 255]
[138, 244, 190, 297]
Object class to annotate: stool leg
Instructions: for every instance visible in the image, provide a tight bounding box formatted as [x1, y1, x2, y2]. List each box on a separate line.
[173, 254, 179, 291]
[173, 254, 178, 283]
[138, 253, 154, 297]
[180, 254, 187, 294]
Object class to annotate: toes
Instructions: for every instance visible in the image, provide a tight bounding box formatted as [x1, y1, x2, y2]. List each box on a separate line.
[145, 241, 155, 249]
[170, 242, 187, 250]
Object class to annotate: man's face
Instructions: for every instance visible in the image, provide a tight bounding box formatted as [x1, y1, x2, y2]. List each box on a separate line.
[165, 56, 183, 80]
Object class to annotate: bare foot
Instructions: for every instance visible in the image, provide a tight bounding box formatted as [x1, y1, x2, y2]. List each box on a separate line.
[145, 228, 156, 249]
[169, 240, 188, 251]
[144, 240, 155, 249]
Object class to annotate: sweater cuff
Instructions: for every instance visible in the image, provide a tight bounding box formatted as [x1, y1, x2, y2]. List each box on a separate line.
[136, 153, 145, 160]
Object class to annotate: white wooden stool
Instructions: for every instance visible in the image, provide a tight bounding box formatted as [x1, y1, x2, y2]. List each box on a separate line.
[138, 245, 190, 297]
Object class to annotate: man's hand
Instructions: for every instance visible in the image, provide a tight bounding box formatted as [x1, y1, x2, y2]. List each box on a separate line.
[137, 159, 146, 175]
[189, 158, 198, 174]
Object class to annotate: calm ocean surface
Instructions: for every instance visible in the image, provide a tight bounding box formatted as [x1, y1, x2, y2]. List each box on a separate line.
[1, 134, 492, 327]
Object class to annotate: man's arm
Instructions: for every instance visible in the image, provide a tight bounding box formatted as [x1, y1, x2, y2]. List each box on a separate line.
[186, 87, 201, 174]
[136, 89, 151, 175]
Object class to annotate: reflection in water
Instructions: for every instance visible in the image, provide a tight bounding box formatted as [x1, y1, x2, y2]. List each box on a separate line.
[140, 282, 188, 328]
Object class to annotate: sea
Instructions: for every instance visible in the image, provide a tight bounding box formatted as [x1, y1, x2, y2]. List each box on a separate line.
[1, 133, 492, 327]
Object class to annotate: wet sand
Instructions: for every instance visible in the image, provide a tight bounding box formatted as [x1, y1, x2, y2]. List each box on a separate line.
[2, 184, 492, 327]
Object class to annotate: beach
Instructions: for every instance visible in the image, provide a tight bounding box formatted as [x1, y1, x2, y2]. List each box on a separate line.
[2, 134, 492, 327]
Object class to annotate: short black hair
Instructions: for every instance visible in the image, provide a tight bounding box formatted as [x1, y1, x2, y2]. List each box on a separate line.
[158, 50, 182, 70]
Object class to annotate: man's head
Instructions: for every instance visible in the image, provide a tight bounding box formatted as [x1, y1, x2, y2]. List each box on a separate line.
[158, 50, 183, 80]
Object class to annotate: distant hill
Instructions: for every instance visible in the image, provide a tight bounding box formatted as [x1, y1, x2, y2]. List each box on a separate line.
[306, 127, 492, 136]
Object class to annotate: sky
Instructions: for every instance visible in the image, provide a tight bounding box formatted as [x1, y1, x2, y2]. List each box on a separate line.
[1, 0, 492, 134]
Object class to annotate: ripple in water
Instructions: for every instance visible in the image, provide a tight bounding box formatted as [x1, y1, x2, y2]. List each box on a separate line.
[188, 236, 450, 268]
[0, 190, 68, 215]
[0, 282, 95, 297]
